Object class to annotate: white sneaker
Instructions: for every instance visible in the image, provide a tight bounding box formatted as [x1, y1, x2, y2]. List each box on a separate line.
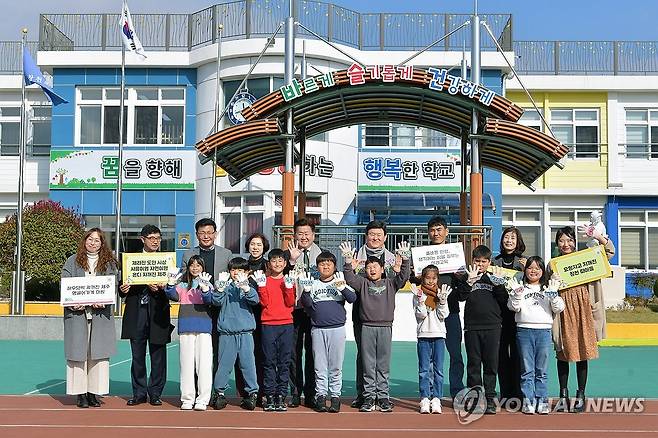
[522, 402, 535, 414]
[419, 398, 430, 414]
[181, 403, 193, 410]
[536, 402, 550, 415]
[194, 404, 207, 411]
[430, 397, 442, 414]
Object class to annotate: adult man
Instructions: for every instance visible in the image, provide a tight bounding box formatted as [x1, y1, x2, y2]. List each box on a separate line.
[350, 220, 397, 409]
[409, 216, 465, 399]
[285, 218, 322, 408]
[119, 224, 173, 406]
[182, 218, 233, 392]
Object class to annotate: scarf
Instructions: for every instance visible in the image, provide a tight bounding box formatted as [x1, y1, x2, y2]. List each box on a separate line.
[421, 283, 439, 310]
[365, 245, 385, 261]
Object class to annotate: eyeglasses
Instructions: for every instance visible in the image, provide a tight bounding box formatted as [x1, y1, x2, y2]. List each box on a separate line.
[144, 236, 161, 241]
[197, 232, 216, 237]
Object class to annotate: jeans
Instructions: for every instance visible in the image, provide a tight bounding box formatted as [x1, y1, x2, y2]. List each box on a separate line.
[445, 312, 465, 397]
[516, 327, 551, 405]
[417, 337, 446, 399]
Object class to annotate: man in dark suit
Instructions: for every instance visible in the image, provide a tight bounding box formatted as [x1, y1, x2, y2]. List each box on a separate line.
[182, 217, 233, 407]
[119, 224, 173, 406]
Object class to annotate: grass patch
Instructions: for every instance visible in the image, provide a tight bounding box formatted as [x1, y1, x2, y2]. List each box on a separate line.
[606, 305, 658, 323]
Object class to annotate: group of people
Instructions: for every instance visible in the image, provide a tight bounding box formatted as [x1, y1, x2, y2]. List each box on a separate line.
[61, 214, 614, 415]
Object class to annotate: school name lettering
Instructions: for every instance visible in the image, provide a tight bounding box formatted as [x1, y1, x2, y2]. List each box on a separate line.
[562, 259, 598, 277]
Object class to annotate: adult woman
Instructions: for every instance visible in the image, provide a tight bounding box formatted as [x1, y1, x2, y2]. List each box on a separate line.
[551, 226, 614, 413]
[246, 232, 270, 274]
[493, 227, 526, 401]
[61, 228, 118, 408]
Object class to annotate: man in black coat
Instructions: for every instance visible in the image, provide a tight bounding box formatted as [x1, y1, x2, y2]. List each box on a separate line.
[119, 224, 173, 406]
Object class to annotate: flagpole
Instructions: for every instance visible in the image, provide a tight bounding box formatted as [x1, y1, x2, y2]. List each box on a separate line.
[114, 43, 126, 314]
[13, 28, 28, 315]
[210, 23, 223, 223]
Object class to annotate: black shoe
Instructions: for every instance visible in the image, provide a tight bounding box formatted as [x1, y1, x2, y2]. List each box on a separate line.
[485, 399, 497, 415]
[555, 388, 570, 413]
[213, 394, 228, 410]
[328, 397, 341, 413]
[210, 390, 218, 407]
[377, 398, 393, 412]
[76, 394, 89, 408]
[240, 393, 258, 411]
[573, 389, 586, 413]
[86, 393, 100, 408]
[359, 398, 376, 412]
[149, 397, 162, 406]
[264, 395, 276, 411]
[350, 396, 364, 409]
[314, 395, 327, 413]
[303, 396, 316, 409]
[127, 397, 147, 406]
[289, 394, 301, 408]
[275, 394, 288, 411]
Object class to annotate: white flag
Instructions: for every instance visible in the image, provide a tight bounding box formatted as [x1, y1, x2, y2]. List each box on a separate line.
[120, 0, 146, 59]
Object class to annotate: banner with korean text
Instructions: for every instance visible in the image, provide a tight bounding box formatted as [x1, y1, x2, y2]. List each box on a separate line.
[60, 275, 116, 307]
[549, 245, 612, 290]
[411, 243, 466, 275]
[122, 252, 177, 285]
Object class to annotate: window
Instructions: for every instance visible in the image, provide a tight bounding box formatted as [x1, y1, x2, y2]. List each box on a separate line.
[77, 87, 185, 145]
[273, 194, 323, 227]
[82, 215, 176, 252]
[219, 194, 265, 254]
[519, 109, 543, 131]
[363, 124, 459, 148]
[502, 209, 542, 257]
[0, 105, 52, 157]
[549, 209, 596, 256]
[551, 109, 599, 158]
[619, 210, 658, 270]
[624, 109, 658, 159]
[223, 77, 280, 109]
[29, 106, 52, 156]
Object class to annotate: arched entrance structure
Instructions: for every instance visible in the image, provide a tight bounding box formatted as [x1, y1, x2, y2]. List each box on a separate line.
[196, 65, 568, 225]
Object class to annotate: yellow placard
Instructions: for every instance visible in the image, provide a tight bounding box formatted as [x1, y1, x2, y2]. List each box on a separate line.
[549, 245, 612, 290]
[487, 266, 521, 278]
[122, 252, 177, 285]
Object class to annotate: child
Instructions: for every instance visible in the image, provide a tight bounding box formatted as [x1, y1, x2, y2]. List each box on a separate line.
[300, 251, 357, 413]
[207, 257, 260, 411]
[412, 264, 451, 414]
[341, 241, 411, 413]
[164, 256, 214, 411]
[507, 256, 565, 415]
[456, 245, 508, 415]
[254, 248, 296, 411]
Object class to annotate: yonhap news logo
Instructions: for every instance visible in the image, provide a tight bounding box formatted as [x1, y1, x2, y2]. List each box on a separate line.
[454, 386, 644, 424]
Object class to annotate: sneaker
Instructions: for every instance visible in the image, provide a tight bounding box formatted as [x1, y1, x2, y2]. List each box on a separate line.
[194, 404, 207, 411]
[351, 396, 364, 409]
[275, 395, 288, 411]
[430, 397, 442, 414]
[419, 398, 431, 414]
[314, 395, 327, 412]
[213, 394, 228, 410]
[536, 402, 550, 415]
[181, 403, 193, 410]
[240, 393, 258, 411]
[328, 397, 341, 413]
[263, 395, 276, 412]
[485, 399, 497, 415]
[289, 394, 301, 408]
[359, 398, 376, 412]
[522, 402, 535, 415]
[378, 398, 394, 412]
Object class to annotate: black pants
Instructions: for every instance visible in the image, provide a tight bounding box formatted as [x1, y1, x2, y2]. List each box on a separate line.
[353, 322, 364, 399]
[498, 322, 522, 400]
[465, 328, 501, 401]
[129, 339, 167, 400]
[210, 306, 220, 378]
[289, 308, 315, 400]
[262, 324, 294, 396]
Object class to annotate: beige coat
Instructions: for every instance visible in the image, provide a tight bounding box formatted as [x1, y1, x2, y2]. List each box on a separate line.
[551, 239, 615, 352]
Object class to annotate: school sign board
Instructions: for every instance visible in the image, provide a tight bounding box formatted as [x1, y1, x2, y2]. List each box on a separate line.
[549, 245, 612, 290]
[411, 243, 466, 275]
[49, 150, 196, 190]
[122, 252, 177, 285]
[60, 275, 116, 306]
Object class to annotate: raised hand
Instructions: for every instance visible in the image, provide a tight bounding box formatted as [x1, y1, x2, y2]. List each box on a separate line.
[236, 272, 250, 292]
[215, 272, 231, 291]
[198, 272, 212, 292]
[411, 284, 423, 299]
[252, 270, 267, 288]
[544, 278, 561, 299]
[489, 266, 507, 286]
[339, 241, 355, 263]
[287, 241, 302, 262]
[298, 272, 313, 291]
[167, 267, 182, 286]
[332, 272, 347, 291]
[284, 273, 297, 290]
[506, 277, 524, 298]
[437, 284, 452, 305]
[396, 241, 412, 260]
[465, 264, 481, 286]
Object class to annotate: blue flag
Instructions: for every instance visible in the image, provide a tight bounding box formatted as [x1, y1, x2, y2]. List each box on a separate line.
[22, 48, 68, 106]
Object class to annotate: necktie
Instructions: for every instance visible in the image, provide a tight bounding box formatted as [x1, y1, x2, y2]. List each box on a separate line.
[303, 249, 310, 267]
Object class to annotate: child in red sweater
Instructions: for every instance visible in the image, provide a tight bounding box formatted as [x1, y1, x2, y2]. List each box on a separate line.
[254, 248, 296, 411]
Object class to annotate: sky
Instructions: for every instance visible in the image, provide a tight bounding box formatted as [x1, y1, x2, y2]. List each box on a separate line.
[1, 0, 657, 42]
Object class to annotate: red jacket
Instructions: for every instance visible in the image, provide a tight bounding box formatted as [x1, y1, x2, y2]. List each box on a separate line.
[258, 276, 295, 325]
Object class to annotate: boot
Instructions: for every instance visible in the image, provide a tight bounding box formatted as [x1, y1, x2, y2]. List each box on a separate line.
[573, 389, 586, 413]
[554, 388, 570, 413]
[86, 392, 101, 407]
[76, 394, 89, 408]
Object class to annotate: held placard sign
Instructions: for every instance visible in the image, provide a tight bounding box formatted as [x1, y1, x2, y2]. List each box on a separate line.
[122, 252, 177, 285]
[60, 275, 116, 307]
[411, 243, 466, 275]
[549, 245, 612, 290]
